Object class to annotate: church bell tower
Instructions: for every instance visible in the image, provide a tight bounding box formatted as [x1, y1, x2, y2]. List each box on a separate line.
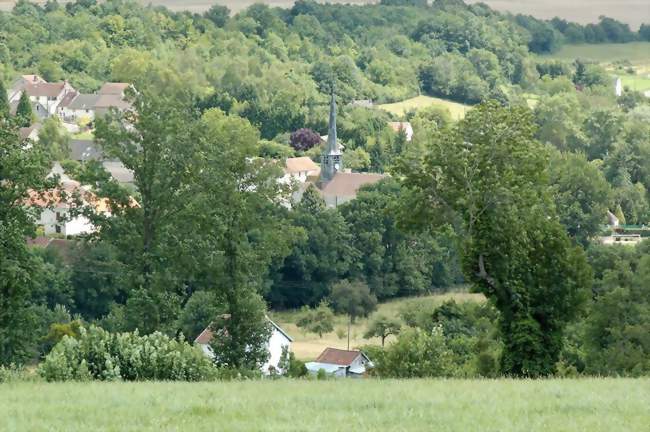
[320, 90, 343, 184]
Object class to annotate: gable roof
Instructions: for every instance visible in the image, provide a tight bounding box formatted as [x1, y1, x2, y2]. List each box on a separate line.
[68, 93, 100, 110]
[285, 157, 319, 174]
[58, 90, 79, 109]
[319, 172, 385, 198]
[94, 93, 131, 110]
[98, 82, 130, 95]
[194, 316, 293, 344]
[315, 348, 368, 366]
[19, 124, 41, 140]
[24, 82, 66, 98]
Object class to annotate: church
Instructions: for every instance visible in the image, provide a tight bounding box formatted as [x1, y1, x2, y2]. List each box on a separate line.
[292, 92, 385, 208]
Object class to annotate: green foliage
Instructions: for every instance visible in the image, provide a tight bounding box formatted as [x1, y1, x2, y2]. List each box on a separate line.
[15, 91, 33, 127]
[330, 279, 377, 323]
[370, 327, 454, 378]
[38, 325, 215, 382]
[296, 301, 335, 337]
[364, 314, 401, 346]
[0, 80, 10, 119]
[37, 117, 71, 160]
[399, 102, 592, 377]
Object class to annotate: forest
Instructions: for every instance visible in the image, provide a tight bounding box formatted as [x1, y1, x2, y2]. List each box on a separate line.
[1, 0, 650, 381]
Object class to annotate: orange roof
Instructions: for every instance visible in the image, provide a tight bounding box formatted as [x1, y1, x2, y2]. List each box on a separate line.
[25, 181, 112, 214]
[24, 82, 66, 98]
[315, 348, 364, 366]
[285, 157, 319, 174]
[319, 172, 385, 198]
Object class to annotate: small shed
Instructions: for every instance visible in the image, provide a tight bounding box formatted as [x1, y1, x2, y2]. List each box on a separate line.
[306, 348, 373, 378]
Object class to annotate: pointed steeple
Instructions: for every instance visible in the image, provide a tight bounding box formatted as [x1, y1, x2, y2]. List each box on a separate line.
[320, 89, 342, 184]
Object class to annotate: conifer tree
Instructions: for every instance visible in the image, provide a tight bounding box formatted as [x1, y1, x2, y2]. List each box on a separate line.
[0, 80, 10, 119]
[15, 91, 33, 127]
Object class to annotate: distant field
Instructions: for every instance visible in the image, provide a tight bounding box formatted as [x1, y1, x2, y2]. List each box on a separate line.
[2, 379, 649, 431]
[271, 290, 482, 360]
[545, 42, 650, 64]
[0, 1, 648, 27]
[378, 95, 471, 120]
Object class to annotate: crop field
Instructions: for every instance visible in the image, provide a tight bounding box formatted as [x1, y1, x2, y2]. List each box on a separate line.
[546, 42, 650, 64]
[271, 291, 482, 360]
[2, 379, 649, 431]
[378, 95, 471, 120]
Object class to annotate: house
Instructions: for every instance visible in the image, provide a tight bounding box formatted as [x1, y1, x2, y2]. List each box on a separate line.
[25, 177, 112, 236]
[283, 156, 320, 184]
[194, 316, 293, 375]
[388, 121, 414, 142]
[9, 75, 76, 118]
[19, 124, 41, 142]
[98, 82, 130, 97]
[70, 139, 103, 162]
[60, 93, 100, 122]
[306, 348, 373, 378]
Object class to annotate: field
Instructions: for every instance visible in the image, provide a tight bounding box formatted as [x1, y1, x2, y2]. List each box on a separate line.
[378, 95, 471, 120]
[1, 1, 648, 27]
[271, 291, 482, 360]
[546, 42, 650, 64]
[2, 379, 649, 431]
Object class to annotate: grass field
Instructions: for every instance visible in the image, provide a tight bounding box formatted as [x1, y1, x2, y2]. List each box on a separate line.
[378, 95, 471, 120]
[271, 291, 482, 360]
[2, 379, 649, 431]
[545, 42, 650, 64]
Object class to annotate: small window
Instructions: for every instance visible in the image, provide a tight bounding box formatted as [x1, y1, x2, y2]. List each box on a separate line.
[55, 225, 61, 234]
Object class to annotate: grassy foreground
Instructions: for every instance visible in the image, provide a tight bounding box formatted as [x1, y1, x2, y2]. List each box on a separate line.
[2, 379, 649, 431]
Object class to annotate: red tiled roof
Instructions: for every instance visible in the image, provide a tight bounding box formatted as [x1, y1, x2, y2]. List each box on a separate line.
[98, 82, 130, 95]
[26, 236, 52, 248]
[194, 316, 292, 344]
[315, 348, 362, 366]
[319, 172, 385, 198]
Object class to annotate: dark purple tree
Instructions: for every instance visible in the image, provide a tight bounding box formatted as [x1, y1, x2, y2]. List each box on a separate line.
[290, 128, 321, 151]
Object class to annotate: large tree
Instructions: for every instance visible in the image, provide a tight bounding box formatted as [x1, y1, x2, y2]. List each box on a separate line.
[400, 102, 592, 377]
[15, 91, 33, 127]
[0, 120, 51, 364]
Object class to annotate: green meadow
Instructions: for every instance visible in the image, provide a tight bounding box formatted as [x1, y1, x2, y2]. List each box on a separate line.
[545, 42, 650, 64]
[2, 379, 649, 431]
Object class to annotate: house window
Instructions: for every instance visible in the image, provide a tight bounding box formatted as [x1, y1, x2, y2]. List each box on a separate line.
[55, 225, 61, 234]
[55, 211, 61, 221]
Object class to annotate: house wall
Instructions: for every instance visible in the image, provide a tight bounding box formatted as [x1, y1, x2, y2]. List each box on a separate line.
[262, 329, 292, 374]
[39, 207, 95, 236]
[61, 107, 95, 122]
[323, 194, 354, 208]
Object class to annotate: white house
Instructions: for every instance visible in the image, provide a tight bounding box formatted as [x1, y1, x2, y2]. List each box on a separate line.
[26, 179, 111, 236]
[59, 93, 100, 122]
[388, 121, 414, 142]
[282, 157, 320, 184]
[9, 75, 76, 118]
[194, 316, 293, 375]
[306, 348, 373, 378]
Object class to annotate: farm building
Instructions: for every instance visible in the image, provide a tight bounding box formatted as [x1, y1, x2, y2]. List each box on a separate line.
[306, 348, 373, 378]
[194, 317, 293, 375]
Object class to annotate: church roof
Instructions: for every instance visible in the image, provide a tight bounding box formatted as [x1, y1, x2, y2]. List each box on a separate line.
[319, 172, 385, 198]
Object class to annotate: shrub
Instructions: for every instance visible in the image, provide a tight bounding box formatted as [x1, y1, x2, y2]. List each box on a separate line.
[0, 364, 32, 383]
[38, 326, 216, 382]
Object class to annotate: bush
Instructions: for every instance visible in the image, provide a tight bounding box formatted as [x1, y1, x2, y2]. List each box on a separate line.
[0, 364, 32, 383]
[38, 326, 216, 382]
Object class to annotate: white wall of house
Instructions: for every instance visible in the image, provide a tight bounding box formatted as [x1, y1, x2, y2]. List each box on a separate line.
[38, 207, 95, 236]
[60, 107, 95, 122]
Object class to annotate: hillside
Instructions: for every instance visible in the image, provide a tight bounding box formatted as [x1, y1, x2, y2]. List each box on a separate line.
[2, 379, 649, 431]
[378, 95, 471, 120]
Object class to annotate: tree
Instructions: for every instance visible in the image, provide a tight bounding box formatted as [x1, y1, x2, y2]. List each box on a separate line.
[549, 151, 612, 245]
[364, 314, 401, 347]
[330, 279, 377, 324]
[15, 91, 33, 127]
[0, 80, 10, 119]
[0, 120, 51, 365]
[399, 102, 592, 377]
[289, 128, 321, 151]
[296, 301, 335, 338]
[38, 117, 71, 160]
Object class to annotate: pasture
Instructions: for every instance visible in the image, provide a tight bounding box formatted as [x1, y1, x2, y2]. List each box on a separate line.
[2, 379, 649, 431]
[271, 291, 482, 360]
[545, 42, 650, 64]
[378, 95, 471, 120]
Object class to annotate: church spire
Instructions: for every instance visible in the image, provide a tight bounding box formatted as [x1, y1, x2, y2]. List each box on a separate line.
[320, 89, 342, 184]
